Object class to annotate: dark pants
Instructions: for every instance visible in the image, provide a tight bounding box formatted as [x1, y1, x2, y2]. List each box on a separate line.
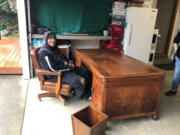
[74, 66, 92, 95]
[48, 66, 92, 98]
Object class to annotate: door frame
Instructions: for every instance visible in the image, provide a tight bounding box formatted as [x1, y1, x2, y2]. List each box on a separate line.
[17, 0, 31, 79]
[155, 0, 179, 59]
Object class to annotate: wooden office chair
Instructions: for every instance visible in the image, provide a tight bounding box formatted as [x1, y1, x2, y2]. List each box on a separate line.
[30, 47, 72, 105]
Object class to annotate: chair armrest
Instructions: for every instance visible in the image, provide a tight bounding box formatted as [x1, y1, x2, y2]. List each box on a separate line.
[36, 69, 61, 76]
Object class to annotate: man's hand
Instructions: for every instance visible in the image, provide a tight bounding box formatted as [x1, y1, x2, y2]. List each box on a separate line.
[174, 43, 178, 53]
[69, 60, 74, 64]
[64, 61, 68, 65]
[68, 63, 74, 69]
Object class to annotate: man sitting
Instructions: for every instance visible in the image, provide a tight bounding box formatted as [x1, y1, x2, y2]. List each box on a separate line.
[38, 31, 92, 99]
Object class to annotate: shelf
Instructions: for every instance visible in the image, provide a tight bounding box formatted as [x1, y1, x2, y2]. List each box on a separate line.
[32, 34, 112, 40]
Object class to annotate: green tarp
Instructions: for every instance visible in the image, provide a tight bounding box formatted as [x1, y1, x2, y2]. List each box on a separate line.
[30, 0, 111, 35]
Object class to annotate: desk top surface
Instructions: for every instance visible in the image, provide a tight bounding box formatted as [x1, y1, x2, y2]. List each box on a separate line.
[75, 49, 165, 79]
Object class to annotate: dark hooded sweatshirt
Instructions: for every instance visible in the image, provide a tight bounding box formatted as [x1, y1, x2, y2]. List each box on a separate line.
[38, 31, 92, 98]
[38, 31, 71, 80]
[173, 32, 180, 58]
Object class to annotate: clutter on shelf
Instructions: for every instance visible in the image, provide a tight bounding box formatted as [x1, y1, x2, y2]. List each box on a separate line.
[32, 38, 72, 49]
[104, 0, 127, 52]
[32, 38, 44, 48]
[32, 26, 51, 35]
[128, 0, 144, 7]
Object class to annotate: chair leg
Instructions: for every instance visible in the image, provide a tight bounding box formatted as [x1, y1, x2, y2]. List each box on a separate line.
[38, 93, 66, 105]
[38, 93, 56, 101]
[56, 95, 66, 106]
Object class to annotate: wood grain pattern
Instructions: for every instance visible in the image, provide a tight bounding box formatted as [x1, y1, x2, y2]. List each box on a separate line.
[0, 37, 22, 74]
[75, 49, 165, 120]
[0, 67, 22, 74]
[106, 76, 164, 118]
[71, 106, 108, 135]
[75, 49, 164, 79]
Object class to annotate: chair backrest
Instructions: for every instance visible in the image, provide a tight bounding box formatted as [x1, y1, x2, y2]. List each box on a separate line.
[58, 47, 69, 59]
[30, 47, 45, 81]
[30, 47, 69, 81]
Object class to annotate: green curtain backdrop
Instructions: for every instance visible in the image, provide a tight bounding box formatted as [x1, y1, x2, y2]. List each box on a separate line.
[30, 0, 111, 35]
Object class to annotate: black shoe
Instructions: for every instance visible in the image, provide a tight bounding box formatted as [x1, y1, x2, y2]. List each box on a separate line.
[83, 92, 91, 100]
[71, 92, 83, 99]
[165, 90, 177, 96]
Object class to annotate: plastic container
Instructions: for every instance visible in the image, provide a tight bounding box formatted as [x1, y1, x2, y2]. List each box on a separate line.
[32, 39, 38, 47]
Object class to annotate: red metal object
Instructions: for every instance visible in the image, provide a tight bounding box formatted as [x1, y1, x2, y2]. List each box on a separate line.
[104, 24, 124, 52]
[111, 25, 124, 34]
[104, 44, 123, 52]
[109, 39, 122, 45]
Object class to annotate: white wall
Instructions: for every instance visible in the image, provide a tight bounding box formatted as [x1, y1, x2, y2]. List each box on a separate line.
[71, 40, 100, 50]
[70, 40, 100, 59]
[143, 0, 157, 8]
[17, 0, 30, 79]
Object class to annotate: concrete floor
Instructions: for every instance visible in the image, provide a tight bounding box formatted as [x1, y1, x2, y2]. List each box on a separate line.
[0, 75, 29, 135]
[2, 70, 180, 135]
[20, 70, 180, 135]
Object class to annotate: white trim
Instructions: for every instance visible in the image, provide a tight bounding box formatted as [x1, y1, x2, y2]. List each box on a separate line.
[44, 56, 71, 72]
[44, 56, 56, 72]
[17, 0, 30, 79]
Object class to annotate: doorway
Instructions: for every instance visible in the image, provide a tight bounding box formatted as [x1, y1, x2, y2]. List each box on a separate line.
[154, 0, 179, 64]
[0, 0, 22, 74]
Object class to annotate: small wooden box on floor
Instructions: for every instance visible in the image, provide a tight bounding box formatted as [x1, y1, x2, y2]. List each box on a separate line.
[71, 106, 108, 135]
[75, 49, 165, 120]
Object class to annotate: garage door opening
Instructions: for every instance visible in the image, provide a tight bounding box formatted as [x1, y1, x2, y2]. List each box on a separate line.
[0, 0, 22, 74]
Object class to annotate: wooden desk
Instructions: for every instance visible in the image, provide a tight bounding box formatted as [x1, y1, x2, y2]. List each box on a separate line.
[75, 49, 165, 120]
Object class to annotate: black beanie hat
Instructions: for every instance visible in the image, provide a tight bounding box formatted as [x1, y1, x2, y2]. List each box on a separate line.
[47, 33, 56, 39]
